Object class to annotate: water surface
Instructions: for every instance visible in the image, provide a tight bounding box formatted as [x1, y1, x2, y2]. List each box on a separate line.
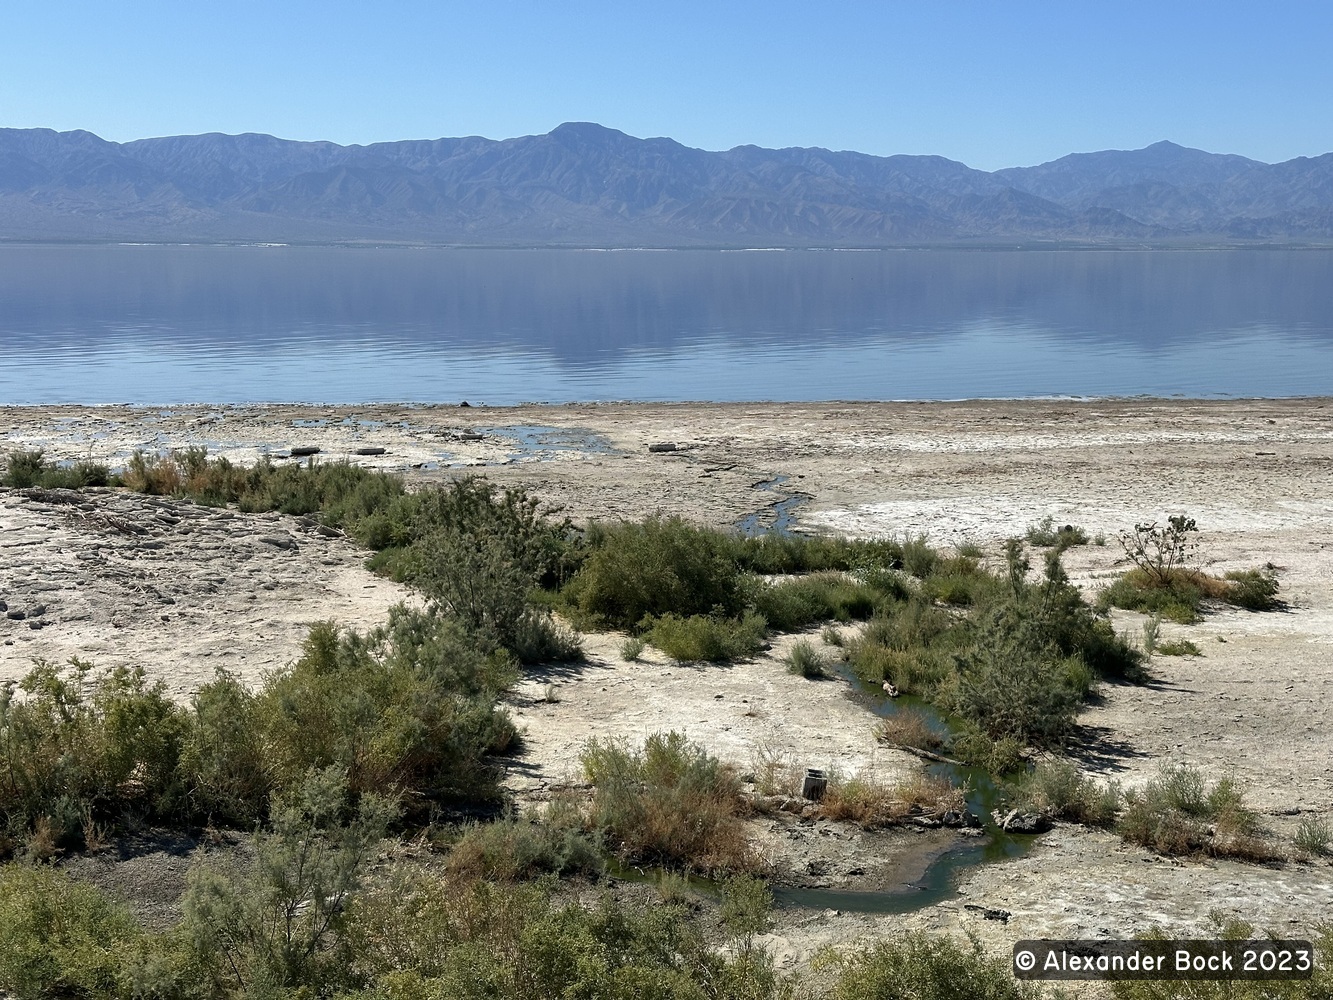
[2, 245, 1331, 403]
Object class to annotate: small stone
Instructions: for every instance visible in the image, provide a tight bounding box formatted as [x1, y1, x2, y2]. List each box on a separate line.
[6, 610, 25, 621]
[290, 445, 321, 457]
[647, 442, 677, 453]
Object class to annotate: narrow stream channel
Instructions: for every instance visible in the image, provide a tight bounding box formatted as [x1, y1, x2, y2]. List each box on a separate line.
[722, 473, 1037, 912]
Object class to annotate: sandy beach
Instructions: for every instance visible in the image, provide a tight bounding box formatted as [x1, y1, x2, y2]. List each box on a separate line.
[3, 397, 1332, 970]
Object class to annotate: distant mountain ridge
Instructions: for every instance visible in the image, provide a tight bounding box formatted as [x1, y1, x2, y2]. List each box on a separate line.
[2, 123, 1331, 245]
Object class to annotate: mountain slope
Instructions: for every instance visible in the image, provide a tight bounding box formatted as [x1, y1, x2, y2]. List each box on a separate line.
[0, 124, 1329, 245]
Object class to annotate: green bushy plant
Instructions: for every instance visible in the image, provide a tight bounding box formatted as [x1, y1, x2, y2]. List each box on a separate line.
[581, 732, 753, 872]
[0, 863, 143, 999]
[1007, 758, 1121, 827]
[644, 611, 767, 663]
[562, 517, 742, 629]
[783, 639, 826, 678]
[824, 931, 1043, 1000]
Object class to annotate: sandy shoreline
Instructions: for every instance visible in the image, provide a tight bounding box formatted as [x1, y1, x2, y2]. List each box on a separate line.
[3, 397, 1332, 974]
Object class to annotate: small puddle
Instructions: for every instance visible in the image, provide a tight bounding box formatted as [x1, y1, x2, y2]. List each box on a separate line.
[473, 425, 618, 463]
[737, 475, 810, 537]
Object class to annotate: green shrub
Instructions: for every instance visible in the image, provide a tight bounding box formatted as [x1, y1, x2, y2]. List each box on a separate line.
[1101, 569, 1203, 623]
[179, 669, 271, 826]
[732, 533, 905, 575]
[1223, 567, 1281, 610]
[1118, 764, 1269, 858]
[1025, 514, 1089, 550]
[0, 863, 142, 1000]
[1156, 638, 1202, 656]
[581, 732, 753, 872]
[183, 767, 394, 998]
[825, 931, 1043, 1000]
[950, 608, 1092, 749]
[4, 450, 48, 488]
[951, 728, 1026, 774]
[2, 450, 111, 490]
[619, 636, 646, 662]
[719, 874, 772, 943]
[562, 517, 742, 629]
[1295, 816, 1331, 857]
[448, 817, 603, 881]
[1008, 758, 1120, 827]
[748, 572, 880, 631]
[900, 535, 939, 578]
[256, 612, 517, 810]
[645, 611, 767, 663]
[0, 659, 189, 849]
[783, 639, 826, 679]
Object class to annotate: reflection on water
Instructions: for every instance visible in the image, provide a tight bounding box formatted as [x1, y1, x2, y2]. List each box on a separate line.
[2, 246, 1331, 403]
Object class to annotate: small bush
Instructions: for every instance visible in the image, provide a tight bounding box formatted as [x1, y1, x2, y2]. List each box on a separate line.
[1223, 567, 1281, 611]
[1156, 638, 1202, 656]
[448, 817, 603, 881]
[1294, 816, 1331, 857]
[1118, 764, 1269, 858]
[951, 727, 1026, 774]
[950, 608, 1093, 749]
[749, 572, 880, 631]
[581, 732, 754, 872]
[1026, 514, 1089, 550]
[562, 517, 742, 629]
[826, 930, 1043, 1000]
[1100, 568, 1205, 624]
[1008, 758, 1121, 827]
[783, 639, 826, 679]
[620, 636, 646, 662]
[4, 450, 48, 488]
[0, 863, 143, 999]
[645, 611, 767, 663]
[875, 708, 945, 752]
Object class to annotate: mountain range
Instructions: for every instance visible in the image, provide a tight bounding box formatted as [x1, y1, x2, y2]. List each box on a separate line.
[2, 122, 1331, 245]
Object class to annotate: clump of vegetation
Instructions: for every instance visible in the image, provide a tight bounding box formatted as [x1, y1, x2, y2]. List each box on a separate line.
[2, 449, 110, 489]
[1102, 516, 1282, 621]
[1156, 638, 1203, 656]
[581, 732, 755, 873]
[1006, 758, 1121, 827]
[783, 639, 826, 678]
[561, 517, 742, 630]
[405, 478, 582, 663]
[748, 571, 880, 631]
[1110, 923, 1333, 1000]
[644, 611, 767, 663]
[875, 708, 946, 753]
[1025, 514, 1089, 550]
[0, 606, 520, 854]
[1222, 566, 1282, 611]
[447, 816, 603, 881]
[1294, 816, 1331, 858]
[823, 931, 1045, 1000]
[1117, 764, 1271, 859]
[619, 635, 646, 661]
[0, 862, 142, 998]
[818, 771, 965, 828]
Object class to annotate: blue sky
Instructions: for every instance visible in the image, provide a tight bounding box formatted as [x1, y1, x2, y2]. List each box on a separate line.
[3, 1, 1329, 170]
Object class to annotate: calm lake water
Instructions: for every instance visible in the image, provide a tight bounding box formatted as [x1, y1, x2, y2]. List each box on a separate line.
[2, 245, 1332, 404]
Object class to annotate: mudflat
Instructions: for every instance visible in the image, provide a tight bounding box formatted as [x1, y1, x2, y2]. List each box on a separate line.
[3, 398, 1331, 969]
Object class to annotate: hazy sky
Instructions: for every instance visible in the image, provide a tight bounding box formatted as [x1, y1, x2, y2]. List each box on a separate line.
[3, 1, 1329, 170]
